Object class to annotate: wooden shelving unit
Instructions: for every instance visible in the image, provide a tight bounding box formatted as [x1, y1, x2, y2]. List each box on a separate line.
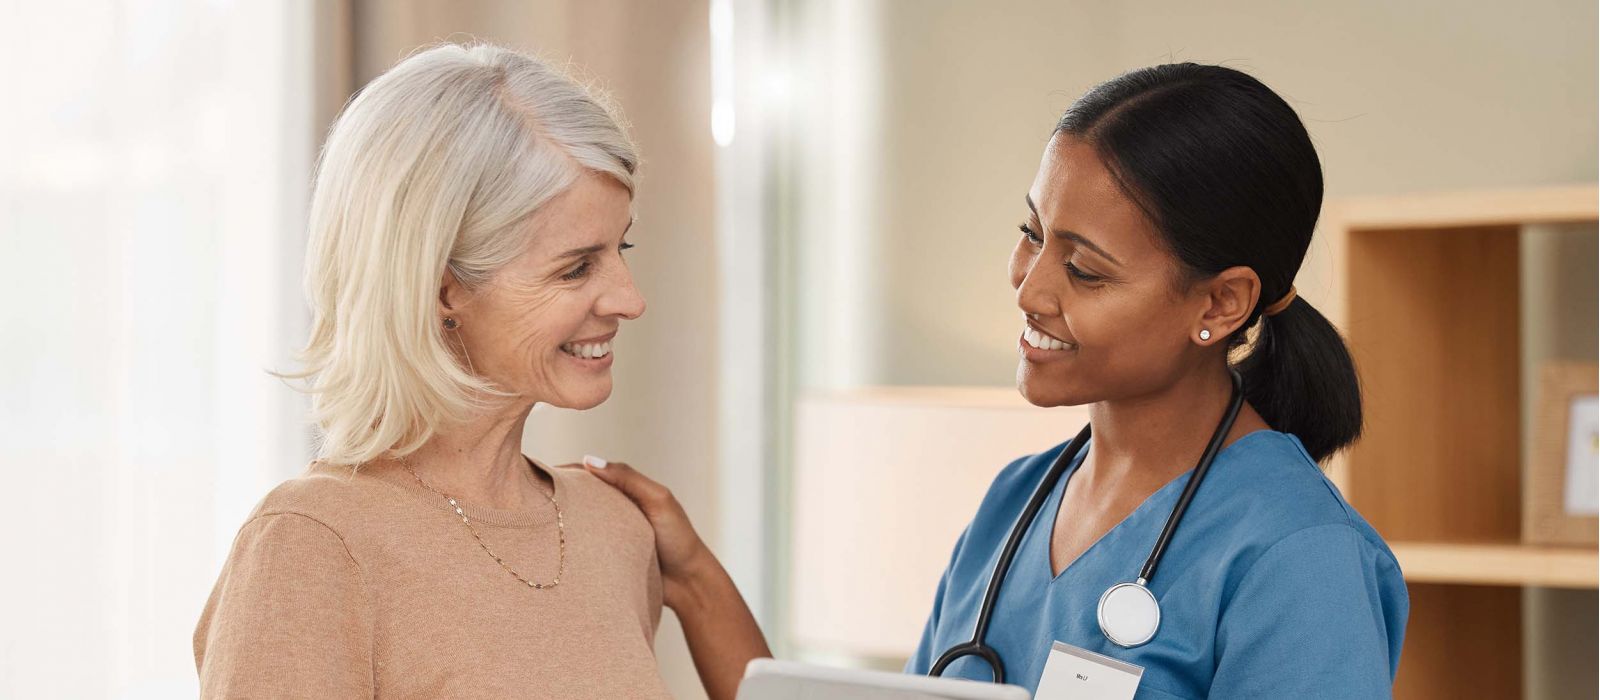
[1323, 184, 1599, 700]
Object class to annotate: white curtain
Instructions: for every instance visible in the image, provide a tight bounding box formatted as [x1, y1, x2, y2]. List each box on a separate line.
[0, 1, 317, 696]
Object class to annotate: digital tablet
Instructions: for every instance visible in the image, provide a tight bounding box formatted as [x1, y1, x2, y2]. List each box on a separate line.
[735, 659, 1031, 700]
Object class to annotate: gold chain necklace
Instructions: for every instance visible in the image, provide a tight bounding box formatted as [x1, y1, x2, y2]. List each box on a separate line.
[397, 456, 566, 590]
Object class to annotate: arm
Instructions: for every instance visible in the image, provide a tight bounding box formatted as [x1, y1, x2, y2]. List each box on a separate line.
[1209, 524, 1409, 698]
[583, 461, 772, 700]
[193, 512, 374, 698]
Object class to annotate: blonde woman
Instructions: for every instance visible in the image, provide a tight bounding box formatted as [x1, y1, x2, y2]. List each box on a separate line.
[194, 44, 763, 697]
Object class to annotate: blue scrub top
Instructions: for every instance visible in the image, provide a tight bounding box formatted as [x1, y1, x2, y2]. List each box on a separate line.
[906, 430, 1408, 699]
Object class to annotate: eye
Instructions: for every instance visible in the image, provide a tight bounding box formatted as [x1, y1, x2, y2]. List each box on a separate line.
[1065, 260, 1103, 283]
[560, 260, 591, 281]
[619, 241, 635, 253]
[1019, 223, 1043, 245]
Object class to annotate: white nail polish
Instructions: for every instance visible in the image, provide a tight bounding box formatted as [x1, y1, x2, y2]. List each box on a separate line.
[582, 455, 608, 469]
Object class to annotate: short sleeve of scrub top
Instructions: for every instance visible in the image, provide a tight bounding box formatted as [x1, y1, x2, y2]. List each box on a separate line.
[905, 430, 1408, 699]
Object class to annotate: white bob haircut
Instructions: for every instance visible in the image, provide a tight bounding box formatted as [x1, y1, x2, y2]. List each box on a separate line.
[285, 43, 638, 467]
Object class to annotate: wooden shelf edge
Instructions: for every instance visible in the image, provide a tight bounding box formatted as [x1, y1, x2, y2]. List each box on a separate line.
[1324, 183, 1598, 230]
[1390, 541, 1598, 589]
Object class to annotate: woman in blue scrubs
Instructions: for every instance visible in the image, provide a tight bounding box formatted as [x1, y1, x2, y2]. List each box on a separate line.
[901, 63, 1409, 697]
[585, 63, 1407, 700]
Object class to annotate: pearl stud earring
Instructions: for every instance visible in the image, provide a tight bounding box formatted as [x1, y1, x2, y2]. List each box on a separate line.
[1199, 329, 1211, 341]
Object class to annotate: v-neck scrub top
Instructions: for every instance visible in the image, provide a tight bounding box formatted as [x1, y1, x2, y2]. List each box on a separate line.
[906, 430, 1408, 699]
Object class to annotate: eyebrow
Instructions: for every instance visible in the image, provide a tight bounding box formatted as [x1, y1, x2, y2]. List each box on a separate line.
[554, 219, 636, 260]
[556, 244, 605, 260]
[1024, 194, 1122, 266]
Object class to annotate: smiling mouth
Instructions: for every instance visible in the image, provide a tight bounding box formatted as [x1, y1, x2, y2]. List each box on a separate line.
[560, 340, 612, 359]
[1023, 324, 1076, 351]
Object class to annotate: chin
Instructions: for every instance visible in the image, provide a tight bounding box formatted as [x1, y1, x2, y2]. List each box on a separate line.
[543, 381, 614, 411]
[569, 387, 613, 411]
[1016, 364, 1090, 408]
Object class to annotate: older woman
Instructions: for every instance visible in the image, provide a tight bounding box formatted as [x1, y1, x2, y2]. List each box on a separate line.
[194, 44, 683, 697]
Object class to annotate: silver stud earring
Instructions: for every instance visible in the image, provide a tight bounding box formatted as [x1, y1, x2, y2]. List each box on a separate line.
[1199, 329, 1211, 341]
[443, 317, 458, 330]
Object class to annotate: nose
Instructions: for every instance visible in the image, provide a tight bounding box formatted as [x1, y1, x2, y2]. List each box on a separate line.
[598, 263, 646, 320]
[1013, 247, 1062, 320]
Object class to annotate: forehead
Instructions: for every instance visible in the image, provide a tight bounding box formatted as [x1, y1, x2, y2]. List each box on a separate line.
[521, 172, 634, 254]
[1027, 135, 1164, 260]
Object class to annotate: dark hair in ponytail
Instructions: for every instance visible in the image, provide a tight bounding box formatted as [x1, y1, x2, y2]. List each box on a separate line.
[1054, 63, 1361, 462]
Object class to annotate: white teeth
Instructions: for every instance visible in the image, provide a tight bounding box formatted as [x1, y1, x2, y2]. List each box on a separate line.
[562, 341, 613, 359]
[1024, 327, 1069, 351]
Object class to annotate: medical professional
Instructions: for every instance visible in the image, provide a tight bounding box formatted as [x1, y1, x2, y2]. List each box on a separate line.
[585, 63, 1408, 700]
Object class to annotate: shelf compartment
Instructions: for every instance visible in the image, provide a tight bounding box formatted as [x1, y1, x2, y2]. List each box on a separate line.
[1394, 584, 1522, 700]
[1344, 225, 1523, 543]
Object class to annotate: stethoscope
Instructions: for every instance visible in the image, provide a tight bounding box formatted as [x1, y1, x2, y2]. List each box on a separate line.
[929, 369, 1244, 685]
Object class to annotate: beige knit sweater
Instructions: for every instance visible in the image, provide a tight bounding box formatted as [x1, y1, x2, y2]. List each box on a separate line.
[194, 458, 672, 698]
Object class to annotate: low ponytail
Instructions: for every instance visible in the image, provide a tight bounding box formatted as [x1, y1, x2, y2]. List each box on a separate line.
[1056, 63, 1363, 463]
[1234, 298, 1362, 462]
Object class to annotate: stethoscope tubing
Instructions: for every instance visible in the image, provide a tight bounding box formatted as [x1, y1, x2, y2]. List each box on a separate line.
[929, 369, 1244, 684]
[928, 424, 1092, 684]
[1138, 369, 1244, 584]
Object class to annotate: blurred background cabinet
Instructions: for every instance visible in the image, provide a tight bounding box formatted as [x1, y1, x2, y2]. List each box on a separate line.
[1324, 184, 1599, 700]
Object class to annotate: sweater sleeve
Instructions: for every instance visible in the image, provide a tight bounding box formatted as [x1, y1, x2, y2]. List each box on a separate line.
[194, 512, 375, 698]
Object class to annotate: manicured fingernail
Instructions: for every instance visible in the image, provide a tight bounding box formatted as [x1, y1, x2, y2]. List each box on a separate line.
[582, 455, 608, 469]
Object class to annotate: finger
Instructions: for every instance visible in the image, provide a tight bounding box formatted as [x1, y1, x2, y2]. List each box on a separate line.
[586, 461, 670, 506]
[583, 458, 638, 489]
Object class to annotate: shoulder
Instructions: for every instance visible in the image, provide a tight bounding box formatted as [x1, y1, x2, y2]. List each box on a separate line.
[226, 509, 363, 576]
[239, 462, 408, 545]
[547, 464, 654, 538]
[986, 438, 1075, 505]
[550, 462, 637, 511]
[212, 488, 372, 603]
[1207, 431, 1399, 576]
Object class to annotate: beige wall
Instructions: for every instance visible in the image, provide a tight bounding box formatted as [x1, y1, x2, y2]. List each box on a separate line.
[348, 2, 717, 697]
[793, 0, 1598, 389]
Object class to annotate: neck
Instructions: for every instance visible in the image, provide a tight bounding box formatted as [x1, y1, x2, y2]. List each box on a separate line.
[1083, 361, 1260, 489]
[399, 400, 541, 510]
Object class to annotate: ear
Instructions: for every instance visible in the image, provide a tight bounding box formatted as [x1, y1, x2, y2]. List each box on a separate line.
[1194, 266, 1261, 346]
[438, 267, 467, 320]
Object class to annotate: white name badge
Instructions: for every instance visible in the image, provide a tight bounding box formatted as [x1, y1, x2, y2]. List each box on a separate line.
[1034, 641, 1143, 700]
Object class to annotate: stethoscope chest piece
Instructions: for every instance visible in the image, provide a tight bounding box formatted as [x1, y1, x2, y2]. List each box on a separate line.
[1097, 580, 1160, 648]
